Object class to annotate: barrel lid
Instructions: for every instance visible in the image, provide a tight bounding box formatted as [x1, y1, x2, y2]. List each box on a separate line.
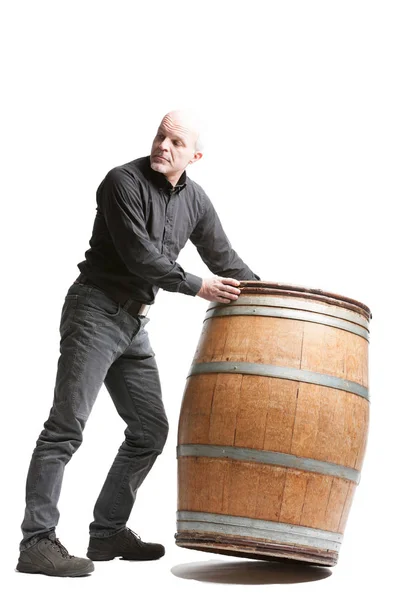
[239, 281, 372, 320]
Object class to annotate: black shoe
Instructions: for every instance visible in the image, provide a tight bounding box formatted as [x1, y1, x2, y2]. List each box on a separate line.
[16, 533, 94, 577]
[87, 528, 165, 561]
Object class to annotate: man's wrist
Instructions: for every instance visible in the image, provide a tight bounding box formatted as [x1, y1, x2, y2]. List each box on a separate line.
[178, 273, 203, 296]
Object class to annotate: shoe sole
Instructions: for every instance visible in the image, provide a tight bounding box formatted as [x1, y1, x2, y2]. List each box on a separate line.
[16, 561, 95, 577]
[87, 550, 164, 561]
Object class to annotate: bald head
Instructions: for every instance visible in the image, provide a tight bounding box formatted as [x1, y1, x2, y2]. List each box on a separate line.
[160, 110, 203, 152]
[150, 110, 204, 186]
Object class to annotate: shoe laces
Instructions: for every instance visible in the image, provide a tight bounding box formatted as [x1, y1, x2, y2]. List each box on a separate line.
[49, 537, 74, 559]
[126, 528, 141, 541]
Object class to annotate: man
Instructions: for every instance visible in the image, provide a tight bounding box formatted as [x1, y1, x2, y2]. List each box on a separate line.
[16, 110, 260, 577]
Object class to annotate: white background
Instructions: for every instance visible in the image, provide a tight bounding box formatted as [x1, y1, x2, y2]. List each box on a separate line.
[1, 0, 399, 597]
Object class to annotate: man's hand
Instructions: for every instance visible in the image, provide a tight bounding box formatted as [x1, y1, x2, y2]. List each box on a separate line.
[197, 277, 241, 303]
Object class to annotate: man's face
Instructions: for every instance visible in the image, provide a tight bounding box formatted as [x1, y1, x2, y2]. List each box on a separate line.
[150, 114, 201, 181]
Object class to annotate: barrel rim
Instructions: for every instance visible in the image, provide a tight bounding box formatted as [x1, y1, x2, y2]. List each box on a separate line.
[239, 281, 372, 320]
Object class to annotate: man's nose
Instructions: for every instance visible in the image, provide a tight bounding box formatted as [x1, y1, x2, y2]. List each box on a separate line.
[159, 137, 171, 151]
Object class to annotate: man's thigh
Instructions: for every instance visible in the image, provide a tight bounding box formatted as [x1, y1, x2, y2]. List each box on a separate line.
[53, 282, 136, 423]
[104, 319, 168, 448]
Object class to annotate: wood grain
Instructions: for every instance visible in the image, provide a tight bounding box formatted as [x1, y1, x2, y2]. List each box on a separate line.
[177, 287, 370, 562]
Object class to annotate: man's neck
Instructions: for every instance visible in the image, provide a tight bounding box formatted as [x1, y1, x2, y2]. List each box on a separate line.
[166, 170, 184, 188]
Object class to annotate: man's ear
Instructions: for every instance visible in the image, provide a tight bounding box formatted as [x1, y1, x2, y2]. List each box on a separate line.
[189, 152, 203, 165]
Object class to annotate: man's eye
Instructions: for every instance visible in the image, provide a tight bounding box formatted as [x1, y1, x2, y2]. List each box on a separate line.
[173, 140, 182, 146]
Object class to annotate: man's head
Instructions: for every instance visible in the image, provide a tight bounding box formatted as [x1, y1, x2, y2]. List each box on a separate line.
[150, 110, 203, 185]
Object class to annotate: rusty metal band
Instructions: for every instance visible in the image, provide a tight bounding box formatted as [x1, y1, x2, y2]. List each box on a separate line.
[188, 362, 369, 401]
[204, 306, 369, 340]
[208, 296, 369, 329]
[177, 444, 360, 483]
[176, 511, 343, 551]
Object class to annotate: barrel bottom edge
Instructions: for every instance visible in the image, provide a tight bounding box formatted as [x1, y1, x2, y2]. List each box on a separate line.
[175, 532, 338, 567]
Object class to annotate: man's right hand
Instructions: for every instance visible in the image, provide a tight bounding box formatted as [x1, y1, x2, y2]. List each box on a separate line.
[197, 276, 241, 303]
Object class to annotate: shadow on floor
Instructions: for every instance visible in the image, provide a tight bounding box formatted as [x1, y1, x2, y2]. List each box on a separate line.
[171, 559, 332, 585]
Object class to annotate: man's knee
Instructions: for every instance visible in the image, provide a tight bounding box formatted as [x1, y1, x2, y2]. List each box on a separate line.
[155, 418, 169, 453]
[125, 417, 169, 453]
[36, 413, 84, 459]
[144, 417, 169, 453]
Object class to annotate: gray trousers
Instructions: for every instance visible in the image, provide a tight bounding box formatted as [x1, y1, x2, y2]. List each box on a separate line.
[20, 281, 168, 549]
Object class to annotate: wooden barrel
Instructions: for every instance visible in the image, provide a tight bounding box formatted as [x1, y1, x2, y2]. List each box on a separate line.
[175, 282, 371, 566]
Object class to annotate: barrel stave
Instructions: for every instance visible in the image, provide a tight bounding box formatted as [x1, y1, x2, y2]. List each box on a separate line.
[178, 457, 356, 533]
[179, 375, 369, 470]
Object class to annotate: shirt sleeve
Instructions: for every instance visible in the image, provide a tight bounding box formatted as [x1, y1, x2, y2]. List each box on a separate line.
[190, 192, 260, 281]
[98, 168, 203, 295]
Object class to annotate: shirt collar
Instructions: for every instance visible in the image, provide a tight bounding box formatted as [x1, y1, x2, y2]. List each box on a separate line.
[145, 156, 187, 192]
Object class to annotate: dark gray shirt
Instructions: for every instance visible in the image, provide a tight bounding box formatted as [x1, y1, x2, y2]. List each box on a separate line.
[78, 156, 259, 305]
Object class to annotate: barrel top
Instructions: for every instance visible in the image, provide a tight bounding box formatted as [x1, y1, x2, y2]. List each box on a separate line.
[239, 281, 372, 320]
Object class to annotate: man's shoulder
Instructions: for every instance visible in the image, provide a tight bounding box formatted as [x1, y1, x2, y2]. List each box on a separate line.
[185, 175, 208, 199]
[185, 176, 211, 210]
[96, 157, 151, 202]
[106, 156, 150, 182]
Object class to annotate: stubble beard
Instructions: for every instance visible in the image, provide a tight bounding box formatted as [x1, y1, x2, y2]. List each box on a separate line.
[150, 159, 168, 174]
